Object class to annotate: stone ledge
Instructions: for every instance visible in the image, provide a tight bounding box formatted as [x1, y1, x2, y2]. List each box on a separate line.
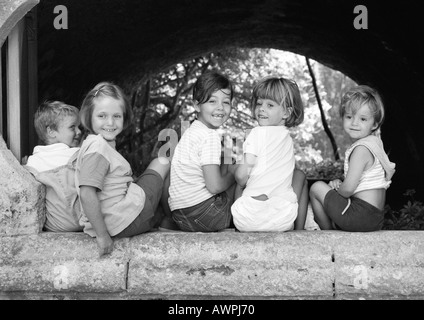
[1, 230, 423, 300]
[0, 135, 45, 236]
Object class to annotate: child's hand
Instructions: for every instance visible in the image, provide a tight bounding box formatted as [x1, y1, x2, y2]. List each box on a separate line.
[328, 179, 342, 190]
[96, 234, 114, 257]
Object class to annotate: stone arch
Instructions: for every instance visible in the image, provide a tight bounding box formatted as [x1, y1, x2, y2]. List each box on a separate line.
[3, 0, 423, 206]
[0, 0, 38, 46]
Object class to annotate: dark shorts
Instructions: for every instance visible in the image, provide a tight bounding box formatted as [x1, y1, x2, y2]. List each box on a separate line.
[114, 169, 163, 238]
[172, 191, 232, 232]
[324, 189, 384, 232]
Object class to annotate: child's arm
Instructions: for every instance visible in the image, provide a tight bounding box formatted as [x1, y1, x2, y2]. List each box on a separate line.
[80, 185, 114, 257]
[234, 183, 244, 201]
[234, 153, 257, 188]
[337, 145, 374, 198]
[202, 163, 236, 194]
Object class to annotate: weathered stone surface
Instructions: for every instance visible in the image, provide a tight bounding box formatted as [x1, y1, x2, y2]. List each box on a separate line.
[0, 135, 45, 236]
[333, 231, 424, 299]
[0, 232, 129, 293]
[0, 136, 6, 149]
[0, 0, 39, 46]
[0, 231, 424, 299]
[128, 231, 334, 298]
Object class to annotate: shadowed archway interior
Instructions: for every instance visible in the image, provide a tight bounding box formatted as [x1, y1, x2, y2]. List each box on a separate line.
[37, 0, 424, 206]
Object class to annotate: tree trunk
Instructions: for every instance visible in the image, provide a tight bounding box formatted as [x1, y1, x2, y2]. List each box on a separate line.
[305, 57, 340, 161]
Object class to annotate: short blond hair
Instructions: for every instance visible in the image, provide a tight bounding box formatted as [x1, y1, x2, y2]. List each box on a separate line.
[340, 85, 385, 131]
[34, 101, 79, 144]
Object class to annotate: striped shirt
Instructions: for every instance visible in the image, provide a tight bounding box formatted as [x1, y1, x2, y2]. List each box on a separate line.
[344, 142, 392, 194]
[168, 120, 222, 211]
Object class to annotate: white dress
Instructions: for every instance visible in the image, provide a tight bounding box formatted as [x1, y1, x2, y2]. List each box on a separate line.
[231, 126, 298, 232]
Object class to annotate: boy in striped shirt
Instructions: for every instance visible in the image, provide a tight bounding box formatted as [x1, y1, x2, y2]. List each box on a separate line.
[168, 71, 237, 232]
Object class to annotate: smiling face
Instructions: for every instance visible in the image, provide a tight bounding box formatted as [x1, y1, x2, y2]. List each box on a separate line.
[91, 96, 124, 142]
[254, 98, 290, 126]
[195, 89, 232, 129]
[343, 103, 378, 141]
[51, 114, 82, 147]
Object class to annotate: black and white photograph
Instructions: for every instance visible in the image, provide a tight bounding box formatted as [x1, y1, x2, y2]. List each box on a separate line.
[0, 0, 423, 307]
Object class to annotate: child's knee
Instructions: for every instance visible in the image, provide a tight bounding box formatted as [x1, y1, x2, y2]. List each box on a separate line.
[147, 157, 170, 179]
[309, 181, 328, 198]
[309, 181, 320, 196]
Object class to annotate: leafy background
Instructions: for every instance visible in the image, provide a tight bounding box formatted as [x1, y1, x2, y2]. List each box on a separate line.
[116, 48, 423, 230]
[118, 48, 354, 176]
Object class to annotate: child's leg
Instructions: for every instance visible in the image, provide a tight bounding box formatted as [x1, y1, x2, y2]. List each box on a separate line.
[224, 182, 238, 229]
[146, 157, 170, 180]
[142, 157, 178, 230]
[158, 172, 180, 230]
[119, 159, 172, 237]
[292, 169, 308, 230]
[234, 184, 244, 201]
[224, 182, 237, 205]
[146, 157, 180, 230]
[309, 181, 333, 230]
[145, 157, 171, 214]
[160, 173, 172, 217]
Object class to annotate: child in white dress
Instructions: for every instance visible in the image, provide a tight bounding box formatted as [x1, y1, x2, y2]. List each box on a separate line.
[231, 76, 306, 232]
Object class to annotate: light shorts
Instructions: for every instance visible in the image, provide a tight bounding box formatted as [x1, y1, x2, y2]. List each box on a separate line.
[172, 191, 232, 232]
[324, 189, 384, 232]
[114, 169, 163, 238]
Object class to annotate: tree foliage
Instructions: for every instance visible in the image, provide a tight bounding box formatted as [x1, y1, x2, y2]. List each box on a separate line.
[117, 48, 356, 177]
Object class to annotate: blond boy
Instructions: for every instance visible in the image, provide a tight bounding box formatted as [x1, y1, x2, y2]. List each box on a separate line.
[25, 101, 83, 232]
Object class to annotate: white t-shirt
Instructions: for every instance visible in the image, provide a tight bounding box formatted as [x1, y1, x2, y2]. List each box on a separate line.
[168, 120, 222, 211]
[231, 126, 298, 232]
[25, 143, 82, 232]
[26, 143, 79, 172]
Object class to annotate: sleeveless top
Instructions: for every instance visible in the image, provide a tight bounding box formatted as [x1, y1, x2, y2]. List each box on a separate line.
[344, 140, 392, 194]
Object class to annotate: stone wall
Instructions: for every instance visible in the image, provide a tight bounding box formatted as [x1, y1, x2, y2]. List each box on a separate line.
[1, 231, 423, 300]
[1, 0, 43, 236]
[0, 135, 45, 235]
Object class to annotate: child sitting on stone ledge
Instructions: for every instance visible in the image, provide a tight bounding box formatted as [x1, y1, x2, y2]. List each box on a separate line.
[309, 85, 395, 232]
[25, 101, 83, 232]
